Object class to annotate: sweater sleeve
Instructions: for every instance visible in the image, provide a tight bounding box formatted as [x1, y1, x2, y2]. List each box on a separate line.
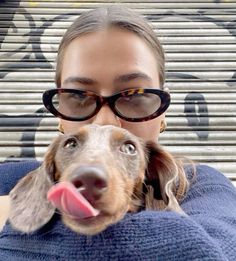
[181, 164, 236, 260]
[0, 161, 41, 195]
[0, 163, 236, 260]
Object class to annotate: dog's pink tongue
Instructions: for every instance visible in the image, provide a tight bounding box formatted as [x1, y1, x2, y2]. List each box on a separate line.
[47, 182, 100, 219]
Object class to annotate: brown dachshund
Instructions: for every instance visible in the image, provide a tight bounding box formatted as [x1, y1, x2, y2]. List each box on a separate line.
[9, 124, 188, 236]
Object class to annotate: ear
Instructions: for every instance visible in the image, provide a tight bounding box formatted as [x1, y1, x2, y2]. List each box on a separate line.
[144, 141, 188, 214]
[9, 136, 62, 233]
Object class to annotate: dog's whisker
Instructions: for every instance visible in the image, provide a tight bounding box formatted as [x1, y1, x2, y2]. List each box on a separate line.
[54, 210, 62, 216]
[39, 228, 56, 237]
[76, 186, 86, 192]
[53, 210, 75, 219]
[132, 193, 142, 202]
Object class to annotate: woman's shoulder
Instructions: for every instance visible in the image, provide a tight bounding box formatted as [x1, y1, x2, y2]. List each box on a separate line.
[0, 160, 41, 195]
[182, 164, 236, 231]
[185, 164, 234, 190]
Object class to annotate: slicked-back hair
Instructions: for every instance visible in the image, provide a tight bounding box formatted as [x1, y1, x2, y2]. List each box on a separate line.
[55, 6, 165, 89]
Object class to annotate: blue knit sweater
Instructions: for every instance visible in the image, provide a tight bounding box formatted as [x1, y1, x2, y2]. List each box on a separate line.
[0, 162, 236, 260]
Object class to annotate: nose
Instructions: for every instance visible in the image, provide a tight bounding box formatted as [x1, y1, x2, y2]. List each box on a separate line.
[71, 166, 108, 203]
[92, 105, 121, 127]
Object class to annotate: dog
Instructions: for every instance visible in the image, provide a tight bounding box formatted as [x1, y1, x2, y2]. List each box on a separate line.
[9, 124, 188, 236]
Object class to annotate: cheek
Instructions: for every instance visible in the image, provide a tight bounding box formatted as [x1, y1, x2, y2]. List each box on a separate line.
[120, 118, 162, 142]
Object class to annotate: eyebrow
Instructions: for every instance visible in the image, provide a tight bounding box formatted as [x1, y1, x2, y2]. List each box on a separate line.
[63, 76, 97, 86]
[114, 72, 152, 84]
[63, 72, 152, 86]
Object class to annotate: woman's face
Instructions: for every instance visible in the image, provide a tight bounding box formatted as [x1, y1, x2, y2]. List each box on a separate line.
[60, 27, 165, 142]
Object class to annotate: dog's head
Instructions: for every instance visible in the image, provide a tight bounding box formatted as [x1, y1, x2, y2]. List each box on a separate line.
[9, 124, 187, 235]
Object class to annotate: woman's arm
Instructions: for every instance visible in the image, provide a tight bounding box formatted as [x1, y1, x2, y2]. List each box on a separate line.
[0, 161, 40, 230]
[181, 164, 236, 259]
[0, 196, 9, 231]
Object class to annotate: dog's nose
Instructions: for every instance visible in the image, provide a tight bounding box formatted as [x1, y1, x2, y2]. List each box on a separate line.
[71, 166, 108, 203]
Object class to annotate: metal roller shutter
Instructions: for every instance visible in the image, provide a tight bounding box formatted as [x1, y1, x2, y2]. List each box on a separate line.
[0, 0, 235, 185]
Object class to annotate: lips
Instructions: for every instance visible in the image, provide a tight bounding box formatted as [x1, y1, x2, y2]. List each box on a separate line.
[47, 182, 100, 219]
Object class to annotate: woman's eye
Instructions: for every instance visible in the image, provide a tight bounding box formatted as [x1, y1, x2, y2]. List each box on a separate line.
[64, 138, 78, 149]
[120, 142, 137, 155]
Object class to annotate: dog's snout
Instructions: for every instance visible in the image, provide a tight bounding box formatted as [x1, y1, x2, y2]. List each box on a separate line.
[71, 166, 108, 202]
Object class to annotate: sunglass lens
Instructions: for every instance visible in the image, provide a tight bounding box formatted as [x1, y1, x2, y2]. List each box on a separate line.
[115, 93, 162, 119]
[52, 92, 97, 119]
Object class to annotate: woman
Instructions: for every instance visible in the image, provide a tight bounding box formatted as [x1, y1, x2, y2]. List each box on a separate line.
[0, 6, 236, 260]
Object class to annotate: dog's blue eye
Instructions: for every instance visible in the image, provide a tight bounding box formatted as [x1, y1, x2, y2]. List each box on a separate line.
[64, 138, 78, 149]
[120, 142, 137, 155]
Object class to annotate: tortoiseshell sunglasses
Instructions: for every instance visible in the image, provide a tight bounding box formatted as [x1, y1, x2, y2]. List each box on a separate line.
[42, 88, 171, 122]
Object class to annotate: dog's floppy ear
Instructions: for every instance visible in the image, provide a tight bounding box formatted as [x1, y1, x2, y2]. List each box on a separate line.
[144, 141, 188, 213]
[9, 135, 62, 233]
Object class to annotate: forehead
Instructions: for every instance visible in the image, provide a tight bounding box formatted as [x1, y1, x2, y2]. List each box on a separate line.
[64, 27, 156, 60]
[61, 28, 160, 89]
